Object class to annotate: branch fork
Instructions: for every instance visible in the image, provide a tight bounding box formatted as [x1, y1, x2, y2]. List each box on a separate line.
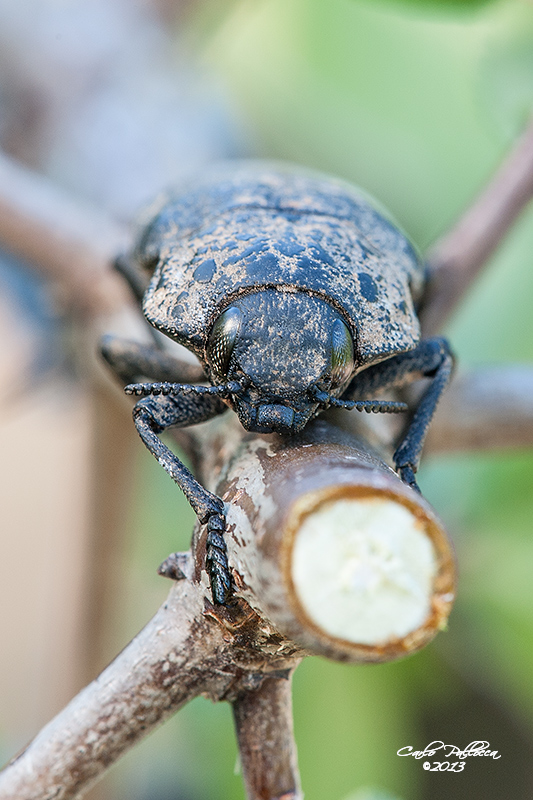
[0, 414, 455, 800]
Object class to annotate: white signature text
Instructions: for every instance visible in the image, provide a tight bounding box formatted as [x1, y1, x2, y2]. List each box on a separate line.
[397, 741, 501, 760]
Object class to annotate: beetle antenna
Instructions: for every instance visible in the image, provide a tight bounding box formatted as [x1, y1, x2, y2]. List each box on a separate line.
[309, 386, 407, 414]
[330, 397, 408, 414]
[124, 381, 246, 398]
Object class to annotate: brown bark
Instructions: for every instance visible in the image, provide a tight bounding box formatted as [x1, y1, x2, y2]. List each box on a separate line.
[233, 674, 301, 800]
[0, 421, 455, 800]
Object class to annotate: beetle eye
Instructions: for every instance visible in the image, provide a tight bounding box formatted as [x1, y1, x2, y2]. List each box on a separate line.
[207, 306, 242, 377]
[330, 318, 354, 387]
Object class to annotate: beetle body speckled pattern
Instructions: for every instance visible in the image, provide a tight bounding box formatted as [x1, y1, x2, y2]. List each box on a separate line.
[139, 163, 424, 367]
[102, 161, 453, 605]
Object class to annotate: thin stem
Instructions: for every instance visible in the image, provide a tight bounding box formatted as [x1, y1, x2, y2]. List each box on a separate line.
[425, 365, 533, 454]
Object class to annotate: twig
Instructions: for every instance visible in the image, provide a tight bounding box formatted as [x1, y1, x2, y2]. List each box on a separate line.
[0, 573, 259, 800]
[0, 420, 455, 800]
[194, 415, 455, 662]
[232, 675, 300, 800]
[421, 116, 533, 336]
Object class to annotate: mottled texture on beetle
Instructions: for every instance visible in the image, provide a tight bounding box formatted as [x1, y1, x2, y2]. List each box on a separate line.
[103, 162, 453, 606]
[139, 163, 424, 367]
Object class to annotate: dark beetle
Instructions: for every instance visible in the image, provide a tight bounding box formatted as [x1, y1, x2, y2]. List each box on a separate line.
[102, 161, 453, 606]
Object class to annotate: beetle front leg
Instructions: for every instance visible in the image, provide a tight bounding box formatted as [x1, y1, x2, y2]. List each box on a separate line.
[392, 343, 453, 491]
[132, 391, 232, 604]
[344, 337, 454, 491]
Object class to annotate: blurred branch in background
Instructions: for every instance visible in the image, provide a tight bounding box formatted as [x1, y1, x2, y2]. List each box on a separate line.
[0, 152, 129, 316]
[427, 365, 533, 454]
[421, 116, 533, 336]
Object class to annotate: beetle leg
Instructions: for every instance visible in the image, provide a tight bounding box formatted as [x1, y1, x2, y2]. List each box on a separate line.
[392, 343, 453, 491]
[101, 334, 205, 385]
[343, 337, 454, 491]
[132, 391, 232, 604]
[113, 253, 150, 303]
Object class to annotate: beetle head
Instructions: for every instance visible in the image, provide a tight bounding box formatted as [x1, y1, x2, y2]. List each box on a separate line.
[205, 289, 355, 434]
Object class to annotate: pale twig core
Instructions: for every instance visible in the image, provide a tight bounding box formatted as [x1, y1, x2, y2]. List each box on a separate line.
[291, 497, 436, 646]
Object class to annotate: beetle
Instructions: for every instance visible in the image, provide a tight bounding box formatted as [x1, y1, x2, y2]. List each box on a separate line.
[101, 161, 453, 606]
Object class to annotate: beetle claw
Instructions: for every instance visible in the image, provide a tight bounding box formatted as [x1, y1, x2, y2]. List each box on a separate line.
[397, 464, 421, 493]
[206, 513, 233, 604]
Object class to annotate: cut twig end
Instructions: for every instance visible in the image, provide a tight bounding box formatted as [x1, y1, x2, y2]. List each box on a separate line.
[198, 422, 456, 665]
[281, 480, 456, 663]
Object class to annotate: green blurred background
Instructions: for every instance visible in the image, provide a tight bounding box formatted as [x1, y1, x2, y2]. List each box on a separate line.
[98, 1, 533, 798]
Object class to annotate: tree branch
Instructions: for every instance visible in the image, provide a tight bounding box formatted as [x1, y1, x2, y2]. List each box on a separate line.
[425, 365, 533, 454]
[0, 151, 129, 317]
[193, 415, 455, 663]
[232, 674, 301, 800]
[0, 573, 278, 800]
[0, 420, 455, 800]
[420, 116, 533, 336]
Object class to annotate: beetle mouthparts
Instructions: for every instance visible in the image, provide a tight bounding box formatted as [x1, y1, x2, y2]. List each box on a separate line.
[256, 403, 295, 432]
